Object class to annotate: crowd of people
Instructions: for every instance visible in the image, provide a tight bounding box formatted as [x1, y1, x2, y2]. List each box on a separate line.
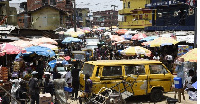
[0, 29, 196, 104]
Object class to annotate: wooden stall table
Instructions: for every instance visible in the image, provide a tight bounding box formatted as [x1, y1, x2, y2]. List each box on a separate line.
[173, 88, 185, 103]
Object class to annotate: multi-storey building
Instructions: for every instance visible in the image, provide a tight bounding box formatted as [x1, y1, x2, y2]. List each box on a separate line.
[145, 0, 196, 31]
[118, 0, 196, 31]
[76, 8, 90, 28]
[0, 0, 17, 26]
[92, 10, 118, 27]
[118, 0, 153, 29]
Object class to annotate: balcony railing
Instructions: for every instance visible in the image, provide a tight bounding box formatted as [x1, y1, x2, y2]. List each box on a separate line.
[118, 20, 152, 29]
[118, 8, 132, 15]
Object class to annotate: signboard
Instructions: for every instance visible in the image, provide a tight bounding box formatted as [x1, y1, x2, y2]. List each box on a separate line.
[177, 45, 193, 57]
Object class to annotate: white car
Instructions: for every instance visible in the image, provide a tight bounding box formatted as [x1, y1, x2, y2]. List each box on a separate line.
[44, 61, 69, 80]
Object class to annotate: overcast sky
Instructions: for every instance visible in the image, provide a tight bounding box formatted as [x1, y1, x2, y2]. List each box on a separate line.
[9, 0, 123, 12]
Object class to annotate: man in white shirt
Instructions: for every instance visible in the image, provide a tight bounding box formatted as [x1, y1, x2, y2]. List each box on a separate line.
[65, 68, 72, 87]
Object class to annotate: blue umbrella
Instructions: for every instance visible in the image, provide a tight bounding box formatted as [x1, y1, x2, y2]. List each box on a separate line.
[62, 37, 74, 44]
[71, 38, 81, 42]
[48, 60, 69, 68]
[192, 81, 197, 89]
[62, 37, 81, 44]
[139, 36, 158, 42]
[48, 60, 57, 68]
[16, 46, 55, 58]
[121, 35, 132, 40]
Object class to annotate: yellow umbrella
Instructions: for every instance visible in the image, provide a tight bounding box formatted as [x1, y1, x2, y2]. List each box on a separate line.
[121, 46, 151, 57]
[149, 37, 178, 47]
[180, 48, 197, 62]
[66, 31, 85, 38]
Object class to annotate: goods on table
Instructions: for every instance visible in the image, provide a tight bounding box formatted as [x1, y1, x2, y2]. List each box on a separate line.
[39, 93, 52, 104]
[0, 67, 8, 82]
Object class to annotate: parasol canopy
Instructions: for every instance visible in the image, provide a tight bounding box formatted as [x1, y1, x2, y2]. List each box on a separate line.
[131, 33, 147, 40]
[124, 30, 138, 35]
[9, 40, 33, 48]
[139, 36, 158, 42]
[110, 35, 125, 42]
[21, 46, 55, 58]
[62, 37, 82, 44]
[64, 31, 85, 38]
[39, 44, 58, 51]
[121, 35, 132, 40]
[149, 37, 179, 47]
[121, 46, 151, 57]
[31, 37, 58, 45]
[116, 29, 128, 35]
[180, 48, 197, 62]
[0, 43, 26, 56]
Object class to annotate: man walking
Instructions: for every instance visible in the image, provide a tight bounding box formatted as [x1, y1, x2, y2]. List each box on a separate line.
[71, 63, 81, 100]
[28, 71, 39, 104]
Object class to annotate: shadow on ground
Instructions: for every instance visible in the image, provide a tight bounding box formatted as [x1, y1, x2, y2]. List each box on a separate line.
[125, 94, 174, 104]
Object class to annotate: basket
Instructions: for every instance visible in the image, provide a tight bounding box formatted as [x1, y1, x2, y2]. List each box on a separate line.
[64, 87, 73, 92]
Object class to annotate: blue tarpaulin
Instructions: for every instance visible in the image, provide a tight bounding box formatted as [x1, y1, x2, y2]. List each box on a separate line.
[139, 36, 158, 42]
[48, 60, 69, 68]
[62, 37, 81, 44]
[15, 46, 55, 59]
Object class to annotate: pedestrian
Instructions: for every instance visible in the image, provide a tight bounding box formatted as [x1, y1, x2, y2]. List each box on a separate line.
[53, 66, 59, 80]
[65, 66, 72, 87]
[16, 80, 29, 104]
[28, 71, 39, 104]
[79, 74, 92, 104]
[71, 63, 81, 100]
[175, 58, 185, 84]
[53, 73, 68, 104]
[11, 79, 20, 104]
[43, 74, 54, 96]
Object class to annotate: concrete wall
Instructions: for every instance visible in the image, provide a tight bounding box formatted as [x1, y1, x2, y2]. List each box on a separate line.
[31, 7, 60, 30]
[8, 7, 17, 26]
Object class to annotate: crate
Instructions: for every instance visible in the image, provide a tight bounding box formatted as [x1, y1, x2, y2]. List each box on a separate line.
[64, 87, 73, 92]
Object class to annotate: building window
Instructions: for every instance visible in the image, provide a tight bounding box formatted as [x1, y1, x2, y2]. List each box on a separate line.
[50, 0, 56, 5]
[19, 19, 24, 23]
[79, 13, 82, 16]
[128, 2, 130, 8]
[57, 0, 63, 2]
[139, 14, 143, 19]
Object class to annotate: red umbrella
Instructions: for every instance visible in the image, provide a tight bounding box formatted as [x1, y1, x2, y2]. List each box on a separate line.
[0, 43, 26, 55]
[64, 56, 71, 61]
[131, 33, 147, 40]
[116, 29, 128, 35]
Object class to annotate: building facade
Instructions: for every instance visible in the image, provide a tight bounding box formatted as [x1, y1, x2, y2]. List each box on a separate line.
[118, 0, 196, 31]
[0, 0, 17, 26]
[76, 8, 90, 28]
[92, 10, 118, 27]
[17, 0, 73, 30]
[17, 5, 68, 30]
[144, 0, 196, 31]
[118, 0, 152, 29]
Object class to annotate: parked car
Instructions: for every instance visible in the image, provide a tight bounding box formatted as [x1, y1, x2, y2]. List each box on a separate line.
[44, 60, 71, 80]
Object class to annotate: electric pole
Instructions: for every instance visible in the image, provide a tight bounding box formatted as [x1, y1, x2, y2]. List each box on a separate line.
[73, 0, 77, 32]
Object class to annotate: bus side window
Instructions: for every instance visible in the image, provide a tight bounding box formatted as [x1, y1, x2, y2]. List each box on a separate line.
[96, 67, 100, 77]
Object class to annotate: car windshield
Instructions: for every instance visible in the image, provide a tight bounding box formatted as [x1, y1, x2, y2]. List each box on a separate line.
[47, 63, 66, 72]
[82, 63, 94, 77]
[57, 67, 66, 72]
[74, 54, 85, 60]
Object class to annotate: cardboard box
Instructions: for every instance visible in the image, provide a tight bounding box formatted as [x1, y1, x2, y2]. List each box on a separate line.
[39, 93, 52, 104]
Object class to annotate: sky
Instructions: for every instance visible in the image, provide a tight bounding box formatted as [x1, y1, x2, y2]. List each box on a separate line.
[9, 0, 123, 12]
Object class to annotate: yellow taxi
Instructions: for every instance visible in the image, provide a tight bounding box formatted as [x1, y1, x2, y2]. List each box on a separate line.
[79, 60, 174, 102]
